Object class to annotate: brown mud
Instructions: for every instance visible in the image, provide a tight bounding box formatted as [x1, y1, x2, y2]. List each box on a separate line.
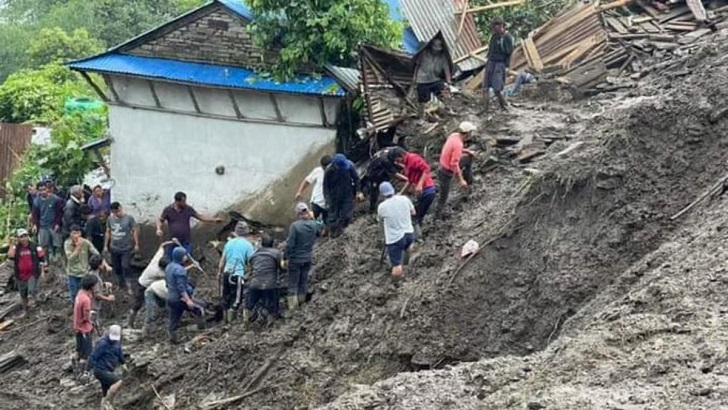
[1, 30, 728, 410]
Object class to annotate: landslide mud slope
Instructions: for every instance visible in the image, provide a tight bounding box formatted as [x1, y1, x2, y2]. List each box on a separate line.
[321, 33, 728, 410]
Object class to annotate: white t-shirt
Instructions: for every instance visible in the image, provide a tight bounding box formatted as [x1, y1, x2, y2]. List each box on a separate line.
[147, 279, 168, 300]
[305, 167, 326, 208]
[377, 195, 415, 245]
[138, 247, 166, 288]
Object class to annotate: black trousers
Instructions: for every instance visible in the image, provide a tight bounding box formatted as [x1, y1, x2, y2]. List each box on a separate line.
[367, 175, 389, 212]
[436, 156, 473, 214]
[110, 250, 133, 289]
[221, 272, 244, 310]
[327, 197, 354, 231]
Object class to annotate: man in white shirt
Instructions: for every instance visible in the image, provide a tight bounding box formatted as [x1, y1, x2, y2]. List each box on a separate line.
[295, 155, 332, 222]
[377, 182, 416, 277]
[128, 240, 174, 328]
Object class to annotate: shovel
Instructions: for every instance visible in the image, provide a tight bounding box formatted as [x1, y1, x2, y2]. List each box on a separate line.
[172, 239, 207, 275]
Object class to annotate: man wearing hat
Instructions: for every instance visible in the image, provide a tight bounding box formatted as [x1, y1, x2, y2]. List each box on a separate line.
[217, 221, 255, 323]
[377, 182, 416, 277]
[483, 17, 514, 114]
[7, 228, 46, 316]
[283, 203, 321, 311]
[89, 324, 126, 410]
[436, 122, 477, 218]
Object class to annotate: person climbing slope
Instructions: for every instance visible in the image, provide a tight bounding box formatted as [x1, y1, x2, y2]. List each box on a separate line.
[377, 182, 416, 277]
[323, 153, 361, 237]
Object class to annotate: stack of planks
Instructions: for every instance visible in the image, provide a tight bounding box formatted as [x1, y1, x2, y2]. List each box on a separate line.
[467, 0, 728, 93]
[0, 350, 26, 373]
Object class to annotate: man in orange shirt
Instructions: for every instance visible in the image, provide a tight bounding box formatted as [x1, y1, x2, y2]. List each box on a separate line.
[435, 121, 477, 217]
[73, 275, 98, 377]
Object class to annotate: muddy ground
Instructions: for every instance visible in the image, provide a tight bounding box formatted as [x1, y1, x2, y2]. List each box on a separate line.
[1, 29, 728, 410]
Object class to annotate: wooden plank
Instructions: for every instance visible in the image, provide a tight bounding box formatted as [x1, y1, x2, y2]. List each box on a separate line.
[456, 0, 470, 41]
[0, 320, 13, 331]
[598, 0, 635, 11]
[523, 37, 544, 71]
[641, 21, 661, 33]
[605, 17, 629, 34]
[635, 0, 660, 18]
[455, 0, 525, 14]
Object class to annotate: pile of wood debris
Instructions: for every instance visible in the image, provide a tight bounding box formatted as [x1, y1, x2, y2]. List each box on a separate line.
[467, 0, 728, 93]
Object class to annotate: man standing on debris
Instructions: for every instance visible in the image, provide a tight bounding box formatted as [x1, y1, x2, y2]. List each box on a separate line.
[62, 185, 86, 241]
[218, 221, 255, 323]
[65, 225, 103, 303]
[396, 151, 436, 239]
[323, 154, 361, 237]
[284, 203, 321, 311]
[88, 255, 115, 328]
[105, 202, 140, 294]
[89, 324, 126, 410]
[7, 228, 46, 317]
[85, 208, 108, 254]
[129, 240, 175, 329]
[363, 147, 408, 213]
[32, 183, 63, 263]
[377, 182, 416, 277]
[73, 274, 97, 377]
[435, 122, 477, 218]
[245, 234, 284, 325]
[166, 246, 204, 343]
[295, 155, 332, 223]
[414, 37, 452, 118]
[483, 17, 515, 113]
[157, 192, 223, 261]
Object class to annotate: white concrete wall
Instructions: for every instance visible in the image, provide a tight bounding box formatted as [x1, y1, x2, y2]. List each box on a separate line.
[108, 104, 337, 225]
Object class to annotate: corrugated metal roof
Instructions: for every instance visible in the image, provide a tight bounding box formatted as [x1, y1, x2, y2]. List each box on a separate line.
[397, 0, 485, 71]
[68, 54, 346, 97]
[325, 65, 360, 93]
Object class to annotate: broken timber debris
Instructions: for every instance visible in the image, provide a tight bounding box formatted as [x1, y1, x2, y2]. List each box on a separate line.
[0, 350, 26, 373]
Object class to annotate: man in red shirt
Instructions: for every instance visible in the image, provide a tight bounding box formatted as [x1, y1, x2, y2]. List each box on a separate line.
[436, 121, 477, 217]
[7, 228, 45, 316]
[73, 275, 97, 376]
[396, 152, 436, 239]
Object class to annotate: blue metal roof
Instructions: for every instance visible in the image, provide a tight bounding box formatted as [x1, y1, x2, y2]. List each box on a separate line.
[217, 0, 253, 20]
[68, 54, 346, 97]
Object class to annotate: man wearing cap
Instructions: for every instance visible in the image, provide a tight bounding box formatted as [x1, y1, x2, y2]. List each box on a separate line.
[283, 203, 321, 310]
[396, 151, 436, 238]
[377, 182, 416, 277]
[7, 228, 46, 316]
[217, 221, 255, 323]
[435, 122, 477, 218]
[65, 225, 103, 303]
[89, 324, 126, 410]
[166, 246, 204, 343]
[156, 192, 223, 261]
[323, 153, 361, 237]
[362, 147, 409, 214]
[32, 183, 63, 263]
[295, 155, 333, 223]
[483, 18, 514, 114]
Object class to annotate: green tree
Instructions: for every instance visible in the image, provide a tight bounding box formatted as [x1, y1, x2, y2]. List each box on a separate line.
[26, 27, 105, 67]
[0, 63, 90, 123]
[473, 0, 572, 41]
[0, 25, 33, 82]
[248, 0, 402, 79]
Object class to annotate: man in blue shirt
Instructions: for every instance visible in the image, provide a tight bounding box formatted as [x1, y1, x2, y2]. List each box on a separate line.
[89, 324, 126, 410]
[165, 246, 203, 344]
[217, 221, 255, 323]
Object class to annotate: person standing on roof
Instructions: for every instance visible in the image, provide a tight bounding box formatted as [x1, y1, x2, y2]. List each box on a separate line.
[323, 154, 361, 237]
[165, 246, 203, 344]
[217, 221, 255, 323]
[295, 155, 333, 223]
[396, 151, 436, 239]
[377, 182, 416, 277]
[435, 122, 478, 218]
[363, 147, 408, 214]
[414, 37, 453, 118]
[483, 17, 515, 114]
[7, 228, 46, 317]
[32, 183, 63, 263]
[156, 192, 223, 261]
[89, 324, 126, 410]
[283, 203, 321, 311]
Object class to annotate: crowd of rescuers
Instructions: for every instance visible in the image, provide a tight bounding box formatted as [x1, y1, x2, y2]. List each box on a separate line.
[5, 119, 478, 407]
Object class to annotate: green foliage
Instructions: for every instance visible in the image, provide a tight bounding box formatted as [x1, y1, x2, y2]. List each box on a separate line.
[26, 27, 105, 67]
[248, 0, 402, 79]
[0, 63, 91, 123]
[0, 25, 33, 83]
[474, 0, 573, 41]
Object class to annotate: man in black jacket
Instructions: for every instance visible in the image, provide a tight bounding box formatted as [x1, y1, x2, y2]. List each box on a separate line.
[362, 147, 408, 213]
[62, 185, 86, 241]
[323, 154, 361, 237]
[245, 234, 283, 325]
[483, 17, 515, 114]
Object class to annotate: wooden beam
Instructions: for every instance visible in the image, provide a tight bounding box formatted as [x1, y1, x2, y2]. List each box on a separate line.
[228, 90, 243, 119]
[456, 0, 470, 41]
[148, 81, 162, 108]
[268, 94, 283, 122]
[523, 37, 544, 71]
[318, 98, 328, 127]
[102, 75, 121, 102]
[79, 72, 109, 102]
[598, 0, 635, 11]
[187, 86, 201, 114]
[455, 0, 524, 14]
[454, 45, 488, 63]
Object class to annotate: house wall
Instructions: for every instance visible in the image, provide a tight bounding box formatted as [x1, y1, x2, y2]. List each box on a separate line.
[108, 105, 336, 227]
[126, 5, 274, 69]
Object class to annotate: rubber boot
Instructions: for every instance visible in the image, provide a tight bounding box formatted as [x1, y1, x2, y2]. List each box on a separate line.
[287, 295, 299, 312]
[297, 293, 307, 306]
[141, 325, 150, 339]
[225, 309, 236, 324]
[242, 309, 252, 330]
[168, 330, 179, 345]
[414, 223, 423, 243]
[126, 310, 137, 329]
[483, 92, 491, 116]
[496, 91, 508, 110]
[195, 314, 206, 331]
